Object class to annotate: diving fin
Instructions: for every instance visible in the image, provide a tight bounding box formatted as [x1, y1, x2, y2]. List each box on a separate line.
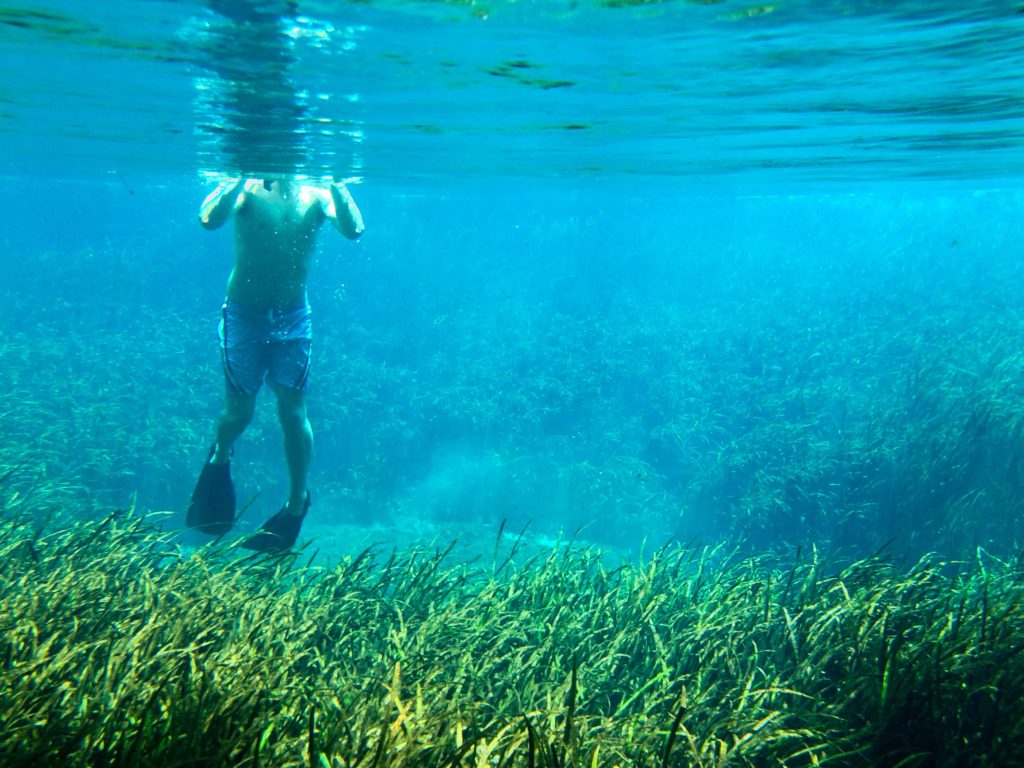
[241, 491, 310, 553]
[186, 445, 236, 536]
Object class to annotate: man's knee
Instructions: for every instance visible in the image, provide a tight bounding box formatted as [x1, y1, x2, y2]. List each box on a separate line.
[225, 393, 257, 426]
[274, 386, 308, 432]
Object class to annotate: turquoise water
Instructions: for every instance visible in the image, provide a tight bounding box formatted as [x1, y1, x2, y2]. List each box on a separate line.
[1, 1, 1023, 560]
[2, 0, 1022, 182]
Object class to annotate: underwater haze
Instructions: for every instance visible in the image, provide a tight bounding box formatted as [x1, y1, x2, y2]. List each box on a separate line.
[1, 0, 1023, 560]
[5, 2, 1024, 767]
[3, 0, 1024, 559]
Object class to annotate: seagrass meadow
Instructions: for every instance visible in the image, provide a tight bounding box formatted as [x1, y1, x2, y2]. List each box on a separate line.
[4, 189, 1024, 561]
[3, 494, 1024, 767]
[3, 186, 1024, 766]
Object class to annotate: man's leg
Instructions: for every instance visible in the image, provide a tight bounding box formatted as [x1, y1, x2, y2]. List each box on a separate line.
[188, 389, 254, 534]
[239, 384, 311, 551]
[212, 390, 256, 464]
[273, 383, 312, 516]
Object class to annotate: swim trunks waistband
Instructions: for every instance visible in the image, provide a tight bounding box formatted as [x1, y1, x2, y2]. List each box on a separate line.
[224, 296, 310, 319]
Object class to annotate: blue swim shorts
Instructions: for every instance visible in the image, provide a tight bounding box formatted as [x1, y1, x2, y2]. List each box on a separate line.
[219, 299, 313, 396]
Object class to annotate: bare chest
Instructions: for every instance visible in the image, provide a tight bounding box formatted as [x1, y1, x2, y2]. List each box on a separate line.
[235, 190, 324, 248]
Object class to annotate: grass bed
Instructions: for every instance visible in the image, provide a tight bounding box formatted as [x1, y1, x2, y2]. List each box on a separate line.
[2, 493, 1022, 767]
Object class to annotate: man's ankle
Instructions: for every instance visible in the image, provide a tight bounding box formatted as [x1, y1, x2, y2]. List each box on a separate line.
[286, 491, 309, 517]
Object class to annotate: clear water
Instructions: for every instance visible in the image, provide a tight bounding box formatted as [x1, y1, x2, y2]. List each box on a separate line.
[2, 0, 1022, 184]
[2, 1, 1023, 559]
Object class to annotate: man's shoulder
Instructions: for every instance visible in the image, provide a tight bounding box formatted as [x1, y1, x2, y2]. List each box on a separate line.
[231, 179, 261, 205]
[299, 184, 329, 201]
[298, 185, 330, 215]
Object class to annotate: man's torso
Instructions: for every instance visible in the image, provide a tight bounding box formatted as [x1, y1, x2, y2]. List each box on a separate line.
[227, 183, 326, 308]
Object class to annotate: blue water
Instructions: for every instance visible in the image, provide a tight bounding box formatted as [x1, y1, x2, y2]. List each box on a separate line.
[2, 0, 1022, 182]
[1, 1, 1023, 560]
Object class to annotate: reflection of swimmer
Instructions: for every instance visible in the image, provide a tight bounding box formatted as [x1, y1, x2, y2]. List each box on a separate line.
[186, 177, 364, 551]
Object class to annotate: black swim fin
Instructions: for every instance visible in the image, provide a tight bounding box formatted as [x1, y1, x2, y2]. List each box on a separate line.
[186, 446, 236, 536]
[241, 491, 310, 553]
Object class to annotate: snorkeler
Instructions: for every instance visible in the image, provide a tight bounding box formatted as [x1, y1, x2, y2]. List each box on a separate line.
[186, 177, 364, 551]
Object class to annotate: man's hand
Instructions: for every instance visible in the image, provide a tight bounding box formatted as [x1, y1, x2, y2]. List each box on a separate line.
[328, 182, 365, 240]
[199, 177, 247, 230]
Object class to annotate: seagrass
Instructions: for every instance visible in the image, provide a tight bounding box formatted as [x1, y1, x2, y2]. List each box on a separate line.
[1, 487, 1022, 768]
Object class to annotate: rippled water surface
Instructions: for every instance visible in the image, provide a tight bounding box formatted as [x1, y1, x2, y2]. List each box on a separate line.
[1, 0, 1022, 184]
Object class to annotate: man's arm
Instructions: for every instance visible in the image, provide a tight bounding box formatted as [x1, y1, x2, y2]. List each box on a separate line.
[199, 178, 248, 230]
[324, 182, 364, 240]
